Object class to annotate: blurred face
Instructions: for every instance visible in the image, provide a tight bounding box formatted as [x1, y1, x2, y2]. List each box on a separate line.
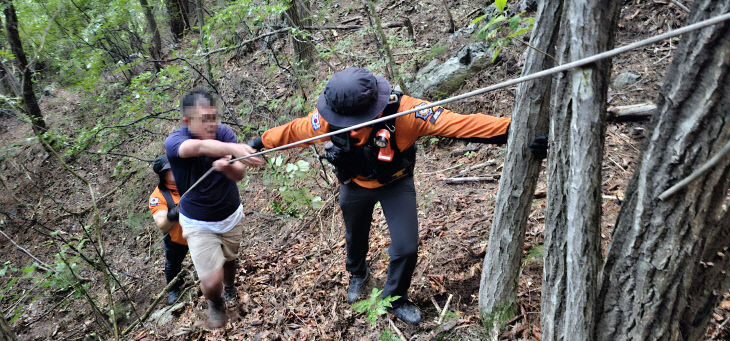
[183, 105, 218, 140]
[163, 169, 175, 185]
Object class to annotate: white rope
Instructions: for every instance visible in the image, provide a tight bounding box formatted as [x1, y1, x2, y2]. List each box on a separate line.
[179, 11, 730, 202]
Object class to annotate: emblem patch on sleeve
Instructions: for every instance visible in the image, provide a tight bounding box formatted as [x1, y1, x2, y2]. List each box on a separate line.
[150, 197, 159, 206]
[311, 111, 322, 130]
[429, 107, 444, 124]
[414, 103, 433, 121]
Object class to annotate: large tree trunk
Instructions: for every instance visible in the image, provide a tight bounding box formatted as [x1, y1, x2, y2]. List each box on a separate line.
[165, 0, 190, 41]
[543, 0, 621, 339]
[285, 0, 316, 68]
[477, 0, 560, 325]
[139, 0, 163, 72]
[596, 1, 730, 339]
[2, 0, 48, 138]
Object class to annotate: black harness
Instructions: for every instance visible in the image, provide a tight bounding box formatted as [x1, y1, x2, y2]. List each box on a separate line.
[158, 185, 177, 211]
[322, 91, 417, 185]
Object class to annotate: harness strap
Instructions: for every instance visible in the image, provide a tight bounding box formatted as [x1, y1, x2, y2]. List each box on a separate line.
[159, 186, 176, 211]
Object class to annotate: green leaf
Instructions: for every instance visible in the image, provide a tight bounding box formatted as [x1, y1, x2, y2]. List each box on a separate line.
[494, 0, 507, 11]
[492, 46, 503, 63]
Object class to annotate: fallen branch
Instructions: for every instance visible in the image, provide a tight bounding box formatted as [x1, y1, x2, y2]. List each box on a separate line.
[0, 228, 52, 271]
[457, 160, 498, 175]
[437, 294, 453, 325]
[443, 175, 500, 184]
[198, 28, 289, 57]
[122, 265, 191, 335]
[388, 318, 407, 341]
[670, 0, 691, 13]
[607, 102, 656, 121]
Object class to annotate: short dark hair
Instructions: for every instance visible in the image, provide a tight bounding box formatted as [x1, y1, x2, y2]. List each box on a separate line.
[180, 89, 215, 117]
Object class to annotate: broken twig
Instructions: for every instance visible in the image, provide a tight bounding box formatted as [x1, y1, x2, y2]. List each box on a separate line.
[443, 175, 500, 184]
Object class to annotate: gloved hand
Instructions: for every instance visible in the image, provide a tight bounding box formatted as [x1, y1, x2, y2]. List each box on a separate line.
[167, 206, 179, 222]
[247, 137, 264, 151]
[529, 135, 548, 160]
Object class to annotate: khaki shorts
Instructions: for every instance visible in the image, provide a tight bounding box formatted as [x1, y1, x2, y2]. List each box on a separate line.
[183, 223, 243, 280]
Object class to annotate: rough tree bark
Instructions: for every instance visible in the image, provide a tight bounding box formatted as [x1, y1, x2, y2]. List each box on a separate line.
[285, 0, 316, 68]
[2, 0, 48, 138]
[0, 316, 16, 341]
[596, 1, 730, 339]
[477, 0, 560, 325]
[165, 0, 191, 41]
[139, 0, 162, 72]
[543, 0, 621, 340]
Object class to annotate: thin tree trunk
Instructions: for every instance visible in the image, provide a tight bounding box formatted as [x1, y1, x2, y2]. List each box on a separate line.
[477, 0, 560, 327]
[543, 0, 621, 340]
[596, 1, 730, 339]
[285, 0, 316, 68]
[0, 60, 21, 97]
[194, 0, 214, 85]
[139, 0, 162, 72]
[365, 0, 409, 94]
[2, 0, 48, 139]
[0, 315, 16, 341]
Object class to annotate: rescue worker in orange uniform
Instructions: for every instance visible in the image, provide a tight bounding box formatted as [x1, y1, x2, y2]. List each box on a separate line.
[248, 68, 544, 324]
[148, 154, 188, 305]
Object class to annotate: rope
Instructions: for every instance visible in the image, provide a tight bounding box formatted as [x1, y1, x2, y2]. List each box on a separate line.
[178, 11, 730, 203]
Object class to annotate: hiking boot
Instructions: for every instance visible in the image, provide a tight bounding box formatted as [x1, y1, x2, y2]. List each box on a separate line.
[347, 267, 369, 303]
[389, 300, 422, 325]
[223, 284, 237, 302]
[207, 298, 228, 328]
[167, 289, 180, 305]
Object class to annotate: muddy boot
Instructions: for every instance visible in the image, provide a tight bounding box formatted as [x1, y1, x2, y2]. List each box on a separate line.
[167, 289, 180, 305]
[207, 298, 228, 328]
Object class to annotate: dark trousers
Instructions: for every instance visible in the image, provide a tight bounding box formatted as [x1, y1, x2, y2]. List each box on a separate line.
[340, 176, 419, 302]
[163, 234, 188, 292]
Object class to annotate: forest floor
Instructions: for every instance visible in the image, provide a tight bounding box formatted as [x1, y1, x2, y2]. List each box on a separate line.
[1, 0, 729, 340]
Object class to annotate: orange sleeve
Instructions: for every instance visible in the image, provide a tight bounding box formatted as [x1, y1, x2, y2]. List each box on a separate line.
[148, 188, 186, 245]
[261, 109, 332, 149]
[392, 95, 510, 151]
[148, 188, 168, 217]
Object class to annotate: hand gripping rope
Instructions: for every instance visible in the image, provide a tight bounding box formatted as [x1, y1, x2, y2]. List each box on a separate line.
[178, 11, 730, 204]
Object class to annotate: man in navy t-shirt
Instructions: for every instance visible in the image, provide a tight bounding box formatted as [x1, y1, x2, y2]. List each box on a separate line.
[164, 89, 263, 328]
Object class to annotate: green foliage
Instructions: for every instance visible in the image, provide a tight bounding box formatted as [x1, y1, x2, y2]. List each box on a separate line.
[379, 330, 400, 341]
[351, 288, 400, 325]
[204, 0, 288, 50]
[472, 1, 535, 62]
[263, 155, 323, 217]
[523, 243, 544, 266]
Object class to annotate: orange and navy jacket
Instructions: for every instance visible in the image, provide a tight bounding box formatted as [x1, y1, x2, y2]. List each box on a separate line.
[148, 184, 187, 245]
[261, 95, 511, 189]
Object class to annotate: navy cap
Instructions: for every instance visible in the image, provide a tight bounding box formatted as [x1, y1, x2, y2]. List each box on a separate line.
[152, 155, 171, 175]
[315, 68, 391, 127]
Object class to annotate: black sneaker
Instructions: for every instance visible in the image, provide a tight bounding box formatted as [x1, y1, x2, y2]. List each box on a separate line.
[223, 285, 237, 302]
[167, 289, 180, 305]
[389, 300, 422, 325]
[347, 267, 370, 303]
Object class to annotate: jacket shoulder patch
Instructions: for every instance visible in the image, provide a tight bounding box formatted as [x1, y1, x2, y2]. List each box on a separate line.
[429, 107, 444, 124]
[311, 111, 322, 130]
[150, 197, 159, 206]
[413, 103, 433, 121]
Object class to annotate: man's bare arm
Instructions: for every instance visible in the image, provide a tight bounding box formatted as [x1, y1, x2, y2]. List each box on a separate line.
[178, 139, 264, 166]
[213, 156, 247, 182]
[153, 211, 175, 234]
